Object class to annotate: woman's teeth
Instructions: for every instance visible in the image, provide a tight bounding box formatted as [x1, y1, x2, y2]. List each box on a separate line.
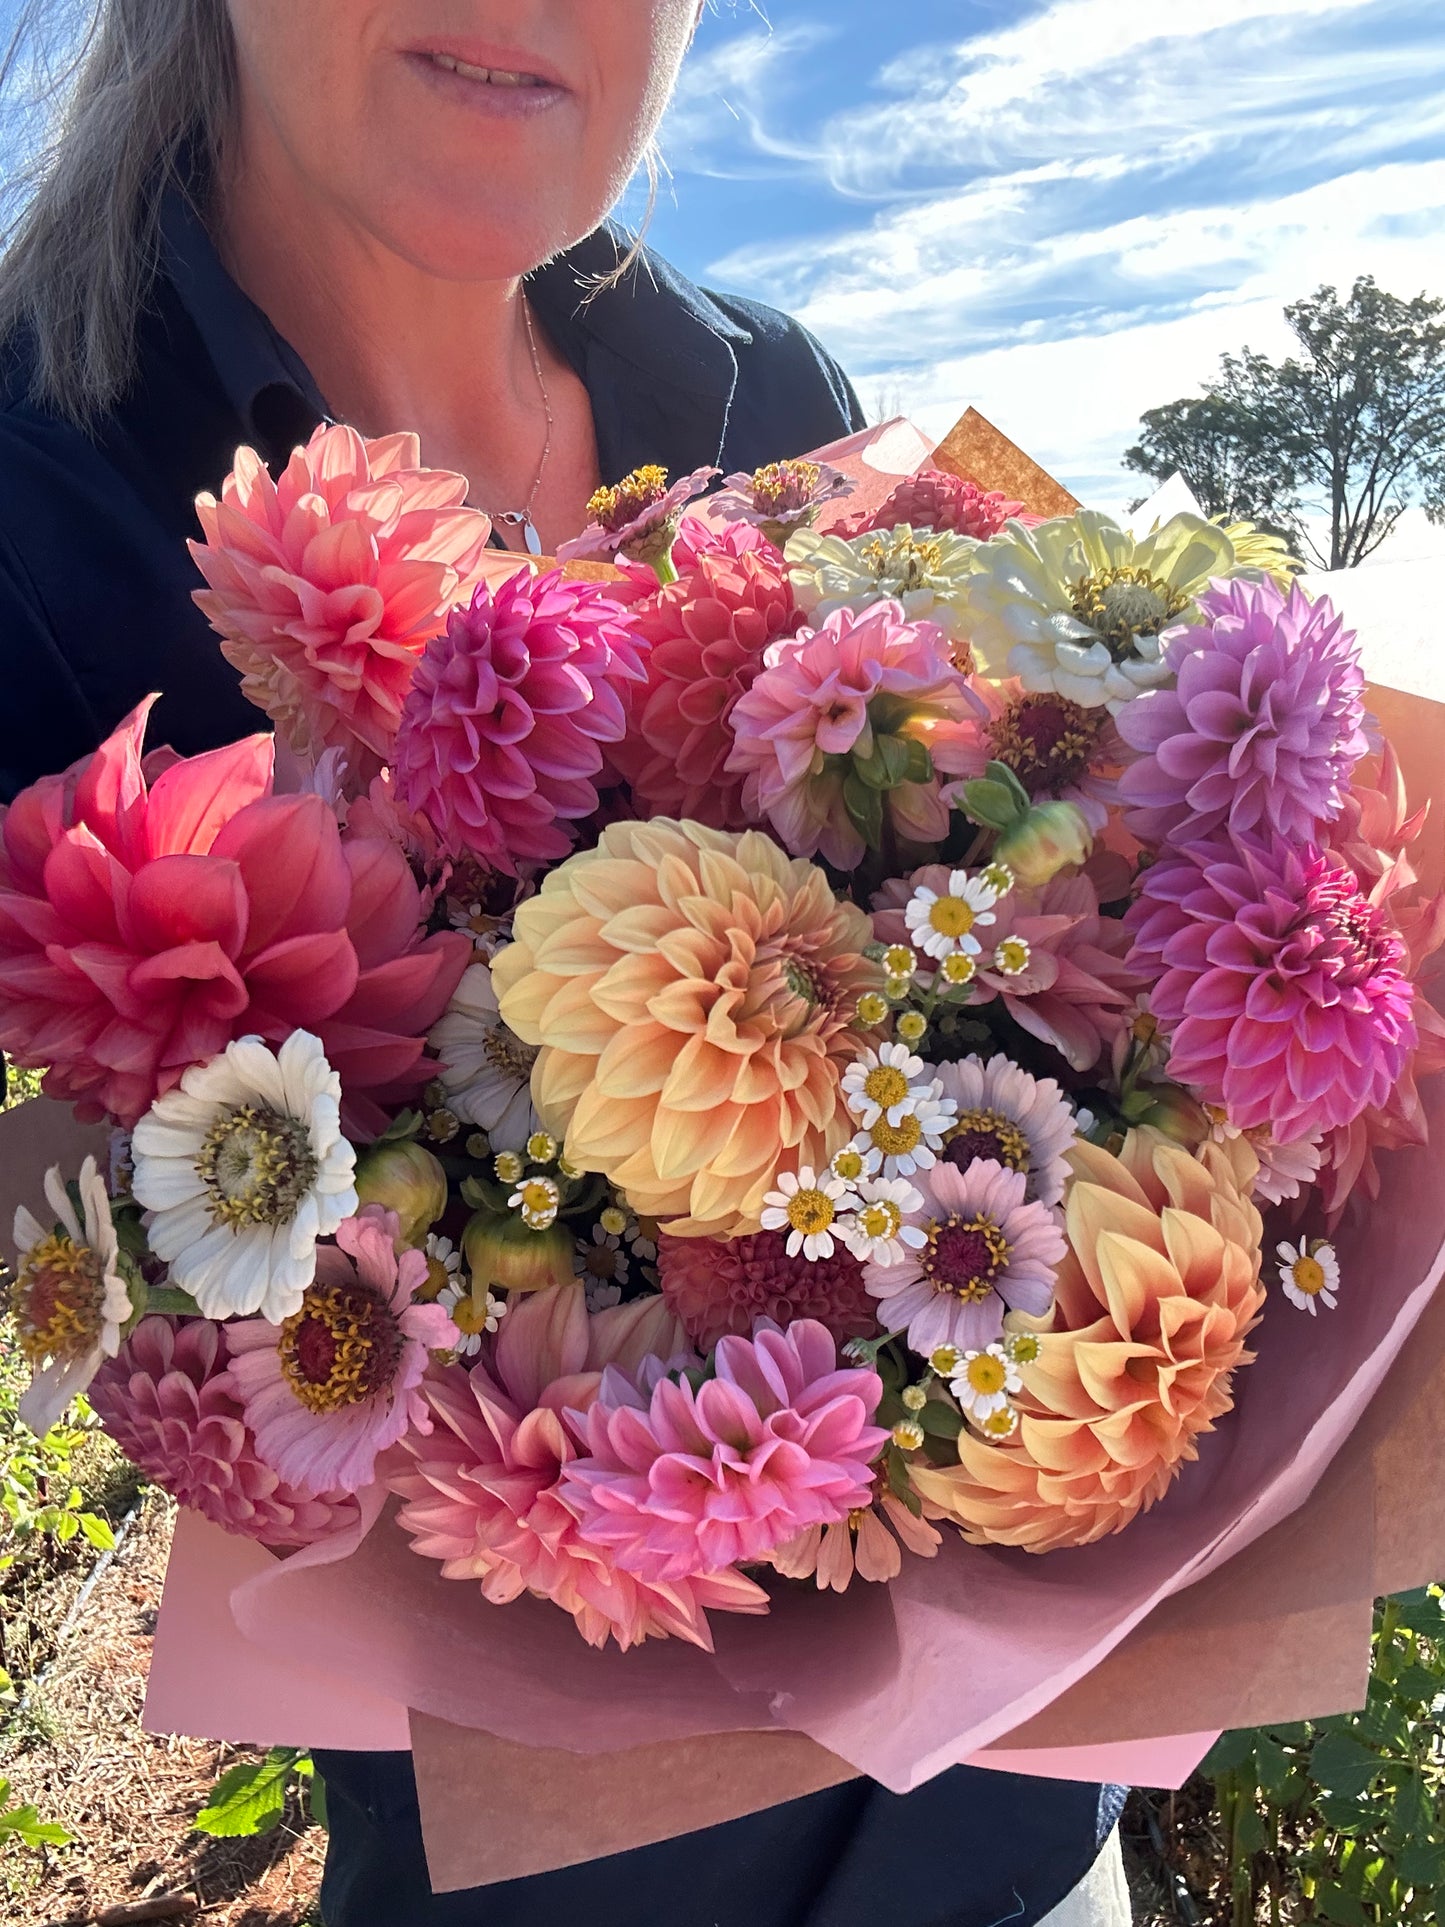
[428, 54, 546, 88]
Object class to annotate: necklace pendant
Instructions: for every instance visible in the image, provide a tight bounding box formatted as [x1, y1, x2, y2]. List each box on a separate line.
[522, 517, 544, 557]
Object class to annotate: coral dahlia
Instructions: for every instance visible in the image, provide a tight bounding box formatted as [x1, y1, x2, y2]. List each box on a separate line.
[1117, 579, 1368, 847]
[562, 1320, 887, 1584]
[190, 425, 493, 775]
[659, 1229, 879, 1351]
[393, 567, 644, 874]
[492, 819, 882, 1237]
[1127, 833, 1416, 1141]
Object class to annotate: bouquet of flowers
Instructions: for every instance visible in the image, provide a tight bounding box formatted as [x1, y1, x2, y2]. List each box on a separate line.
[6, 416, 1445, 1841]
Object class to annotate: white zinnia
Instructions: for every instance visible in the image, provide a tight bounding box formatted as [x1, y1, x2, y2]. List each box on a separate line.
[12, 1157, 132, 1433]
[429, 959, 539, 1152]
[785, 523, 981, 641]
[131, 1031, 357, 1323]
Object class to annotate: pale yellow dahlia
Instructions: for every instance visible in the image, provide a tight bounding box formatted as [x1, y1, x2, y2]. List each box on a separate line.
[911, 1128, 1265, 1552]
[492, 820, 882, 1238]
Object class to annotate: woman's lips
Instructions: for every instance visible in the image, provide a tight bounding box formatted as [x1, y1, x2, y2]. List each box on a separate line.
[407, 48, 570, 117]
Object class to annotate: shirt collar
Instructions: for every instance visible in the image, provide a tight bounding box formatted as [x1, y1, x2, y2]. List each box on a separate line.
[158, 187, 751, 474]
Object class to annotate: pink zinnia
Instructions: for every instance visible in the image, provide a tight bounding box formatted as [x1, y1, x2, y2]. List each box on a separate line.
[873, 865, 1140, 1071]
[832, 469, 1024, 542]
[190, 426, 493, 777]
[558, 465, 720, 566]
[561, 1321, 886, 1585]
[979, 679, 1124, 834]
[1127, 832, 1416, 1141]
[658, 1229, 879, 1351]
[1117, 579, 1369, 848]
[224, 1207, 457, 1496]
[393, 567, 644, 873]
[608, 544, 801, 828]
[391, 1283, 770, 1650]
[711, 459, 854, 545]
[865, 1159, 1065, 1357]
[89, 1317, 358, 1548]
[0, 701, 470, 1130]
[725, 603, 990, 868]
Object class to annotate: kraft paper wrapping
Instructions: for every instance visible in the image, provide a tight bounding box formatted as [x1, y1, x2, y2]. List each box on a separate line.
[929, 407, 1080, 519]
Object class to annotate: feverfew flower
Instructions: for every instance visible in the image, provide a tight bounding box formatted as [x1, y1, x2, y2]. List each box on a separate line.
[993, 937, 1032, 977]
[852, 1084, 958, 1180]
[842, 1042, 931, 1129]
[429, 962, 540, 1154]
[419, 1233, 462, 1303]
[761, 1167, 859, 1262]
[905, 871, 1000, 961]
[1277, 1239, 1341, 1315]
[979, 1404, 1021, 1442]
[131, 1033, 357, 1324]
[439, 1277, 507, 1355]
[949, 1344, 1023, 1423]
[574, 1223, 630, 1297]
[510, 1176, 561, 1231]
[838, 1177, 928, 1267]
[10, 1158, 131, 1433]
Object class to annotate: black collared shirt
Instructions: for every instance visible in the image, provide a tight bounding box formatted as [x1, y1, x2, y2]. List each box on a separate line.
[0, 196, 864, 799]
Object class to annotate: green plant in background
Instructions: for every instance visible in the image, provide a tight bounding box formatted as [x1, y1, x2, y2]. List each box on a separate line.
[0, 1366, 119, 1564]
[1204, 1585, 1445, 1925]
[195, 1748, 326, 1839]
[0, 1777, 72, 1854]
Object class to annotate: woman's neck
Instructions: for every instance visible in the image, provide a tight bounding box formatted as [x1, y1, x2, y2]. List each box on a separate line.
[216, 126, 601, 549]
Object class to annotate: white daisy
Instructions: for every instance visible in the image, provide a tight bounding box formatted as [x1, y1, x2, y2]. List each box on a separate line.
[904, 871, 1000, 962]
[428, 960, 539, 1152]
[510, 1176, 561, 1231]
[760, 1167, 859, 1262]
[838, 1177, 928, 1268]
[131, 1032, 357, 1324]
[11, 1157, 132, 1433]
[851, 1083, 958, 1180]
[842, 1041, 931, 1129]
[439, 1279, 507, 1355]
[978, 1403, 1021, 1443]
[1276, 1239, 1340, 1315]
[949, 1344, 1023, 1423]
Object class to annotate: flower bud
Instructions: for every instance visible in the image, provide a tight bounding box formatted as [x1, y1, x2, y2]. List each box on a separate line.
[353, 1140, 448, 1248]
[1129, 1083, 1211, 1147]
[993, 800, 1093, 887]
[462, 1208, 576, 1296]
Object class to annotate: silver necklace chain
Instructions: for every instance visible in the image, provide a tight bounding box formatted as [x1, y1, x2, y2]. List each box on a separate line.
[483, 296, 552, 556]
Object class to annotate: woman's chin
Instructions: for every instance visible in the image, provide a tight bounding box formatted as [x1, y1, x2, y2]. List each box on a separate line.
[357, 191, 605, 285]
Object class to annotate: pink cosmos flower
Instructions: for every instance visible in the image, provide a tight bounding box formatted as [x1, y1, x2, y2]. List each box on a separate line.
[831, 468, 1025, 542]
[725, 603, 990, 868]
[393, 568, 644, 873]
[1127, 832, 1416, 1142]
[224, 1207, 458, 1496]
[607, 544, 801, 828]
[190, 426, 493, 777]
[864, 1159, 1065, 1357]
[873, 866, 1140, 1071]
[562, 1321, 887, 1585]
[658, 1229, 879, 1351]
[0, 702, 470, 1131]
[391, 1282, 770, 1650]
[558, 466, 720, 566]
[89, 1317, 358, 1548]
[1117, 579, 1369, 848]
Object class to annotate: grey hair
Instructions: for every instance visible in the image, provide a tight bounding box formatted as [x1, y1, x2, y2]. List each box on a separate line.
[0, 0, 236, 426]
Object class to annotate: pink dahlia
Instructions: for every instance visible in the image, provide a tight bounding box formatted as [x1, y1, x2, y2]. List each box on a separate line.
[224, 1207, 458, 1496]
[393, 567, 644, 873]
[89, 1317, 358, 1548]
[864, 1158, 1065, 1357]
[1127, 833, 1416, 1141]
[1118, 580, 1369, 848]
[0, 702, 470, 1130]
[608, 544, 801, 828]
[558, 465, 720, 567]
[658, 1229, 879, 1351]
[725, 603, 990, 868]
[832, 469, 1024, 542]
[391, 1282, 769, 1650]
[561, 1321, 886, 1585]
[190, 426, 493, 776]
[771, 1492, 942, 1592]
[873, 865, 1140, 1071]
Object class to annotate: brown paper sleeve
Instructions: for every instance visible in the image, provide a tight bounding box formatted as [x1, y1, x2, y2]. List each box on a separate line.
[0, 1095, 112, 1227]
[929, 408, 1080, 519]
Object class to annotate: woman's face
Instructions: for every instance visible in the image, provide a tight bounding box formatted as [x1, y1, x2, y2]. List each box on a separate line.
[224, 1, 703, 277]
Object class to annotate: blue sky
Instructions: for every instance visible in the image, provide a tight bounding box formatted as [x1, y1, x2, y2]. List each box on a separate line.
[650, 0, 1445, 508]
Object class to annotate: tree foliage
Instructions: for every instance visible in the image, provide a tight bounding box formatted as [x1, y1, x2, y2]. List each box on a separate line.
[1126, 276, 1445, 569]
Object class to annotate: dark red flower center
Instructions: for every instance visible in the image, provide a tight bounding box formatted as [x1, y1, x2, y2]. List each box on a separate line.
[989, 694, 1108, 796]
[279, 1279, 400, 1413]
[922, 1214, 1011, 1302]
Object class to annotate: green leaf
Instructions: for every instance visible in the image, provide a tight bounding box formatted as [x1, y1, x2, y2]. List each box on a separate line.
[961, 778, 1023, 833]
[1204, 1729, 1258, 1775]
[54, 1510, 78, 1543]
[1390, 1663, 1444, 1708]
[1396, 1838, 1445, 1890]
[842, 771, 885, 850]
[918, 1400, 964, 1440]
[1311, 1731, 1382, 1799]
[0, 1799, 73, 1850]
[78, 1512, 116, 1553]
[195, 1749, 303, 1839]
[1313, 1881, 1369, 1926]
[903, 738, 934, 785]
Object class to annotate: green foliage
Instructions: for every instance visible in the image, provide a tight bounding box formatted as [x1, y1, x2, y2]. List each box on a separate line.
[194, 1748, 323, 1839]
[0, 1362, 120, 1563]
[0, 1779, 72, 1853]
[1203, 1587, 1445, 1924]
[1126, 274, 1445, 569]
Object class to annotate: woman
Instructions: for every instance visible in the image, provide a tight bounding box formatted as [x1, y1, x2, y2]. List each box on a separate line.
[0, 4, 1129, 1923]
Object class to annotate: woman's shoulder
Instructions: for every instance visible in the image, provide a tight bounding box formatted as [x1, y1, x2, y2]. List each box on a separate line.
[697, 279, 866, 440]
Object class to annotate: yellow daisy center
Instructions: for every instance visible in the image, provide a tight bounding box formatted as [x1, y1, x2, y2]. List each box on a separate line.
[995, 938, 1031, 975]
[856, 992, 889, 1026]
[1290, 1255, 1327, 1296]
[884, 946, 915, 977]
[981, 1408, 1019, 1439]
[417, 1253, 453, 1303]
[519, 1180, 558, 1220]
[858, 1201, 903, 1241]
[13, 1234, 106, 1365]
[196, 1103, 317, 1231]
[864, 1065, 911, 1109]
[832, 1150, 866, 1182]
[964, 1353, 1009, 1396]
[787, 1188, 836, 1237]
[1008, 1333, 1042, 1365]
[942, 954, 977, 985]
[930, 898, 976, 939]
[870, 1114, 924, 1158]
[279, 1280, 398, 1415]
[451, 1293, 493, 1337]
[929, 1344, 962, 1376]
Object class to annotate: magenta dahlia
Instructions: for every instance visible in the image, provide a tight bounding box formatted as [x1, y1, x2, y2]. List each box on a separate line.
[1127, 832, 1416, 1140]
[561, 1322, 887, 1585]
[1117, 579, 1369, 847]
[89, 1318, 358, 1548]
[833, 469, 1025, 542]
[658, 1229, 879, 1351]
[392, 567, 644, 873]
